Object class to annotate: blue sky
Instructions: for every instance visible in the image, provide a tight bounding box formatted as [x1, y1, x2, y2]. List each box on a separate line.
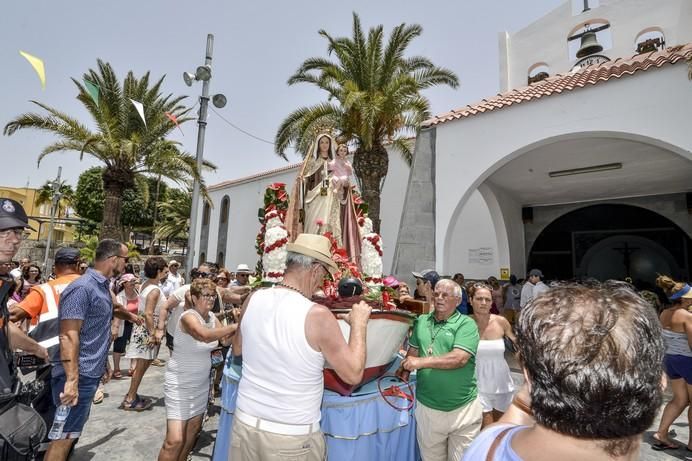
[1, 0, 563, 189]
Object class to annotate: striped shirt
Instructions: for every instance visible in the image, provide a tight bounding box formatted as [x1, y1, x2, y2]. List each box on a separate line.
[52, 269, 113, 379]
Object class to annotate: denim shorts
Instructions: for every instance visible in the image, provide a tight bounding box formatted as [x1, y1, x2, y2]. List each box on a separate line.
[50, 374, 101, 439]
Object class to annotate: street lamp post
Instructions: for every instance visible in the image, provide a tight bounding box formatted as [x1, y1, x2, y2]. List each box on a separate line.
[184, 34, 226, 273]
[43, 166, 62, 272]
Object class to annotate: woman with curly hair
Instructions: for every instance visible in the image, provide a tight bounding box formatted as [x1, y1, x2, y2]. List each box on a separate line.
[463, 282, 666, 460]
[651, 275, 692, 451]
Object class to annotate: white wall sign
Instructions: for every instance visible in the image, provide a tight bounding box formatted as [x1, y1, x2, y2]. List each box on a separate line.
[469, 247, 494, 265]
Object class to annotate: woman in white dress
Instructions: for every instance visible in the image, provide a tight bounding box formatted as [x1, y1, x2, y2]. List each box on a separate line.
[158, 278, 237, 461]
[470, 282, 517, 428]
[122, 256, 168, 411]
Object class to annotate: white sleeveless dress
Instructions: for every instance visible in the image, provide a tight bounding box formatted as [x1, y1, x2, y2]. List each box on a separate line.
[126, 284, 165, 360]
[475, 339, 515, 412]
[164, 309, 217, 420]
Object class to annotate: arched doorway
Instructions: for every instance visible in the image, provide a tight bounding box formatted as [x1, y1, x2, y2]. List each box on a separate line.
[528, 204, 690, 285]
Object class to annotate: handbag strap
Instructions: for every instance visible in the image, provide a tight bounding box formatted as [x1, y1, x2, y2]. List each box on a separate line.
[486, 426, 514, 461]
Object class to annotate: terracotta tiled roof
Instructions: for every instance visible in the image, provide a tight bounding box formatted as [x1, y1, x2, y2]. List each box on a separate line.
[209, 162, 301, 191]
[423, 43, 692, 127]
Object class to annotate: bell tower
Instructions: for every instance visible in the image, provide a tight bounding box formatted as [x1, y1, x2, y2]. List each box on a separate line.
[567, 0, 611, 71]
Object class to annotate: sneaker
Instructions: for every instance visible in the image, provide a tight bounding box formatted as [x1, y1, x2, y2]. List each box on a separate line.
[151, 359, 166, 367]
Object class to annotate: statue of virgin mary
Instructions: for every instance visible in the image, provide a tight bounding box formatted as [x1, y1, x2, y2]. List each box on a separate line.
[287, 133, 361, 266]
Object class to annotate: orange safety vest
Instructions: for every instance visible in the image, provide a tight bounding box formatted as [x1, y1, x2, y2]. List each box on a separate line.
[27, 275, 78, 351]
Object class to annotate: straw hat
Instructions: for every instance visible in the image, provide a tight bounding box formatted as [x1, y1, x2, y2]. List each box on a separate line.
[286, 233, 338, 277]
[235, 263, 252, 274]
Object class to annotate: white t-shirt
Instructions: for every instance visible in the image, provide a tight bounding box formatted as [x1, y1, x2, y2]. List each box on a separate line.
[533, 281, 549, 298]
[162, 272, 184, 298]
[167, 284, 190, 337]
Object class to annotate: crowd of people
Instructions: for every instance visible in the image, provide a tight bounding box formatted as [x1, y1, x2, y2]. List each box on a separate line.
[1, 196, 691, 461]
[0, 198, 254, 460]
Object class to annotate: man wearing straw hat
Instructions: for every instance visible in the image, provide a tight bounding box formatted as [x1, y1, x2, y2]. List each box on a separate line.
[230, 233, 371, 461]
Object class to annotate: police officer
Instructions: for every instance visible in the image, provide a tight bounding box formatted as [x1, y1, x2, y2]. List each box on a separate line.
[0, 198, 48, 459]
[0, 198, 47, 390]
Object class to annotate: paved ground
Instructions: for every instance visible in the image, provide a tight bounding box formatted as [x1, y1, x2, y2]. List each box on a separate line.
[69, 348, 218, 461]
[49, 349, 690, 460]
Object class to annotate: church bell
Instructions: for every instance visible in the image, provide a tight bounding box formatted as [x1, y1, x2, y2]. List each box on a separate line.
[576, 31, 603, 58]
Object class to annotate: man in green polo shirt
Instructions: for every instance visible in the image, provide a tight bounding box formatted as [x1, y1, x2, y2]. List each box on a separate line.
[402, 278, 482, 461]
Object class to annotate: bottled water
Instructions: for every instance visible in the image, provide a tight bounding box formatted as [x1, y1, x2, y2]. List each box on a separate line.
[48, 405, 71, 440]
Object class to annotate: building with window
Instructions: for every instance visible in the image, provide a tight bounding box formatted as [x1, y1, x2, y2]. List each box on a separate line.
[0, 185, 78, 243]
[198, 0, 692, 287]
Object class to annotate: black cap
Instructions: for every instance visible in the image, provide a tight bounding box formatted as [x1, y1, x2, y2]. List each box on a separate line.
[0, 198, 34, 231]
[54, 247, 80, 264]
[412, 269, 440, 288]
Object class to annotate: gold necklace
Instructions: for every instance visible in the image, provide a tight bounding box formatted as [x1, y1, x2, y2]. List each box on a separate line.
[427, 319, 447, 356]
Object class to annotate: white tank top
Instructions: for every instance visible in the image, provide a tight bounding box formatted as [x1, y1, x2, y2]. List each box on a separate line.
[236, 287, 325, 425]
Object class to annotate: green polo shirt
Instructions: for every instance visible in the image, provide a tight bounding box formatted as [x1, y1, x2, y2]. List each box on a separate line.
[409, 311, 479, 411]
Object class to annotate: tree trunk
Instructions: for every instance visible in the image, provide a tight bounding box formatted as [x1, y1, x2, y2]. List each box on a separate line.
[352, 142, 389, 234]
[152, 175, 161, 245]
[99, 167, 133, 241]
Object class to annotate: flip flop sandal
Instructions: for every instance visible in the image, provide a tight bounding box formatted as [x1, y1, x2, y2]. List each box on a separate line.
[112, 371, 123, 380]
[651, 441, 679, 451]
[119, 395, 152, 412]
[93, 388, 105, 404]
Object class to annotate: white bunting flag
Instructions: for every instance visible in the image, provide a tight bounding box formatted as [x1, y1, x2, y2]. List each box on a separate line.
[129, 98, 146, 126]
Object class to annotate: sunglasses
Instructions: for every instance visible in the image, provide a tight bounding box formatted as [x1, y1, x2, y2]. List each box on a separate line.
[217, 277, 229, 281]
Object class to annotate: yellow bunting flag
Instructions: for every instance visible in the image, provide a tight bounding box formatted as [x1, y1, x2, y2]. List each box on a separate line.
[19, 50, 46, 90]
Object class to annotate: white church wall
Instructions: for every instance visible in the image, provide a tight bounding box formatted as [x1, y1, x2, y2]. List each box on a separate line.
[446, 189, 500, 279]
[205, 167, 299, 270]
[379, 147, 410, 274]
[434, 64, 692, 274]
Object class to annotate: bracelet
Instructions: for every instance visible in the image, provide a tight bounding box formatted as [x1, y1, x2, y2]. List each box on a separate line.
[512, 396, 533, 416]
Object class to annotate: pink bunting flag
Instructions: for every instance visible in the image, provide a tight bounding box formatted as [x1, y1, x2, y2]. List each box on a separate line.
[165, 112, 184, 136]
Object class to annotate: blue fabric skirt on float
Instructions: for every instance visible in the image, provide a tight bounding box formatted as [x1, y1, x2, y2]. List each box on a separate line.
[212, 355, 421, 461]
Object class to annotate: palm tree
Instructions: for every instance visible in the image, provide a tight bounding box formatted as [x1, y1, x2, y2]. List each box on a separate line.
[35, 180, 74, 218]
[275, 13, 459, 232]
[4, 60, 211, 239]
[78, 235, 98, 262]
[155, 189, 191, 242]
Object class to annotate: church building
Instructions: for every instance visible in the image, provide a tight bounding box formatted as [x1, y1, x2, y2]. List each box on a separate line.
[198, 0, 692, 287]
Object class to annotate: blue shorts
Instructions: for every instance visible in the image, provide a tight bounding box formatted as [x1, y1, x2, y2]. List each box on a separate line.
[50, 374, 101, 439]
[664, 354, 692, 384]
